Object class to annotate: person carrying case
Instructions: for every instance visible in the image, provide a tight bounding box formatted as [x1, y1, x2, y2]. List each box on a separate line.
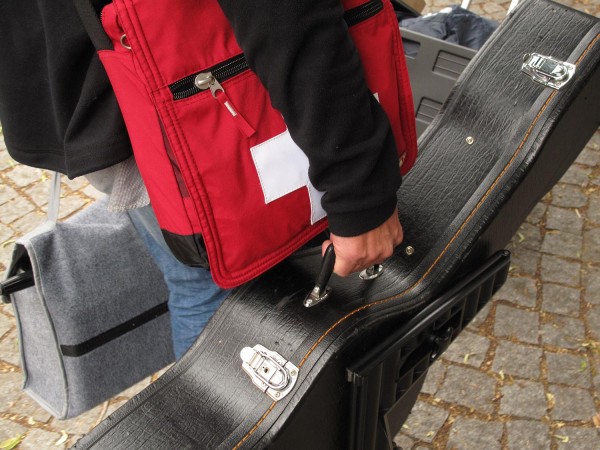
[72, 0, 600, 447]
[72, 0, 418, 289]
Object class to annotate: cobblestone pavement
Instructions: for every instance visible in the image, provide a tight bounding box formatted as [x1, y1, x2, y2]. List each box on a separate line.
[0, 0, 599, 449]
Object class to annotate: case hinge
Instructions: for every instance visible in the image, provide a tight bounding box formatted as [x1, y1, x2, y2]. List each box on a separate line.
[240, 345, 299, 401]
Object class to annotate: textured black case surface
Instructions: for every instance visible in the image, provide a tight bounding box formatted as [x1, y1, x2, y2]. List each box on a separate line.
[73, 0, 599, 448]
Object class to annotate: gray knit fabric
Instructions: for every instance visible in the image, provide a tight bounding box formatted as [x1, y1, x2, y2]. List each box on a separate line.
[85, 156, 150, 212]
[9, 198, 173, 418]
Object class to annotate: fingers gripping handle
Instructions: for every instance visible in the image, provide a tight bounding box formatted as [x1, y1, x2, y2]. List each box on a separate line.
[303, 245, 386, 308]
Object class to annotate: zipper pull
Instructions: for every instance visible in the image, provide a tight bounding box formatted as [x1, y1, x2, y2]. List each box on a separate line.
[194, 72, 255, 137]
[194, 72, 224, 96]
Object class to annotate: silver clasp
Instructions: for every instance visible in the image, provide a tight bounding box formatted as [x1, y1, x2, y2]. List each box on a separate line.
[521, 53, 575, 90]
[304, 244, 335, 308]
[359, 264, 384, 280]
[240, 345, 299, 401]
[303, 284, 332, 308]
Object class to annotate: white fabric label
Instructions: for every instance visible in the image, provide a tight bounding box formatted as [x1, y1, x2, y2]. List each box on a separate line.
[250, 130, 326, 224]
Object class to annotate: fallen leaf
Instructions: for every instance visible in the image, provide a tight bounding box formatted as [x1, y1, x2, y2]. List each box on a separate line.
[546, 393, 556, 409]
[463, 353, 475, 364]
[0, 435, 24, 450]
[517, 232, 525, 242]
[575, 209, 582, 218]
[55, 431, 68, 446]
[498, 370, 505, 381]
[580, 340, 600, 354]
[593, 413, 600, 428]
[1, 240, 15, 248]
[426, 431, 435, 438]
[27, 416, 36, 425]
[554, 434, 569, 443]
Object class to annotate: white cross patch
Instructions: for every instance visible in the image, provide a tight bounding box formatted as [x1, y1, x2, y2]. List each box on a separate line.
[250, 129, 326, 224]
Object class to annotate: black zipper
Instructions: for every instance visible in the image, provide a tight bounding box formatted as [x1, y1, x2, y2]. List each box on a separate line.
[170, 54, 249, 100]
[344, 0, 383, 26]
[168, 0, 384, 100]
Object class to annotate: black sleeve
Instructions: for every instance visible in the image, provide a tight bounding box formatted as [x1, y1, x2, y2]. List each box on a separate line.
[216, 0, 402, 237]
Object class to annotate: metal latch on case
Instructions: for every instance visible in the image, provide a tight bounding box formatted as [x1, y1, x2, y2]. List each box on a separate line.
[521, 53, 575, 90]
[304, 244, 335, 307]
[240, 345, 299, 401]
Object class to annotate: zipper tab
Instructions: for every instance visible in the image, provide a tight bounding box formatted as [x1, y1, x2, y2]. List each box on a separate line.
[194, 72, 225, 98]
[194, 72, 255, 137]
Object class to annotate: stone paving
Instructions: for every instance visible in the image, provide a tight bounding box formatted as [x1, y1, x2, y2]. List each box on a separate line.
[0, 0, 599, 449]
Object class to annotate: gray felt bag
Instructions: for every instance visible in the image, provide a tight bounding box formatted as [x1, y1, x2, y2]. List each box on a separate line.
[1, 173, 175, 419]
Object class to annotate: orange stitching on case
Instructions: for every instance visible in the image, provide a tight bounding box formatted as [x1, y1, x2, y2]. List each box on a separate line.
[576, 33, 600, 64]
[295, 31, 600, 368]
[231, 402, 277, 450]
[233, 29, 599, 450]
[298, 89, 558, 367]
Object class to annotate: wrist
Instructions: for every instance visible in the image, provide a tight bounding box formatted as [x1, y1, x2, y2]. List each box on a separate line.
[326, 194, 398, 237]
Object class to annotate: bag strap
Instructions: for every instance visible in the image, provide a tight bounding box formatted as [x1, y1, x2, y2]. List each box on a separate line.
[1, 171, 63, 301]
[72, 0, 113, 51]
[47, 171, 62, 223]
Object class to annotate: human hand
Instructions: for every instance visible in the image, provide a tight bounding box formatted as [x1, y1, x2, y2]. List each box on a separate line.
[321, 209, 403, 277]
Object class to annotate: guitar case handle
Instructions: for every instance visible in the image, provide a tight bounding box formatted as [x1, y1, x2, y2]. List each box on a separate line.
[304, 244, 384, 308]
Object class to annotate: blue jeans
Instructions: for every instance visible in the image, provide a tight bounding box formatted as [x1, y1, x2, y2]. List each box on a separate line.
[128, 206, 229, 359]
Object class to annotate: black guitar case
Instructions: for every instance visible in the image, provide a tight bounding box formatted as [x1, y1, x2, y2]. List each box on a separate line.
[73, 0, 600, 448]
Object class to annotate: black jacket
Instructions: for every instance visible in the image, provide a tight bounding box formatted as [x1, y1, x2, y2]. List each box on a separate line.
[0, 0, 131, 179]
[0, 0, 402, 237]
[216, 0, 402, 236]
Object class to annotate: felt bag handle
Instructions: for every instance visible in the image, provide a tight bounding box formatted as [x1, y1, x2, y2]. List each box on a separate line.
[47, 171, 62, 223]
[1, 171, 62, 299]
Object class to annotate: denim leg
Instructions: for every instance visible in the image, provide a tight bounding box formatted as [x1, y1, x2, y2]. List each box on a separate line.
[128, 205, 229, 359]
